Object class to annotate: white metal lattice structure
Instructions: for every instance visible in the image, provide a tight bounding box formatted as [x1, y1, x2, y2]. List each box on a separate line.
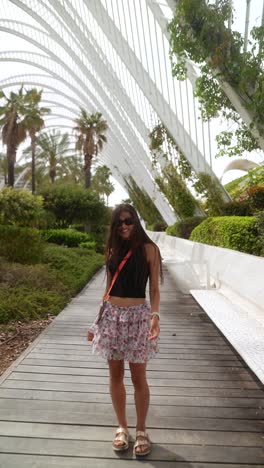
[0, 0, 262, 221]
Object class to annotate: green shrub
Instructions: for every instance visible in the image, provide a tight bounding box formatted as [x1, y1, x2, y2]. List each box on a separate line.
[41, 228, 92, 247]
[190, 216, 261, 255]
[153, 222, 168, 231]
[221, 201, 252, 216]
[0, 261, 68, 294]
[0, 246, 104, 323]
[0, 225, 43, 263]
[166, 216, 205, 239]
[40, 183, 109, 228]
[193, 173, 225, 216]
[256, 211, 264, 256]
[0, 186, 44, 227]
[243, 186, 264, 212]
[224, 166, 264, 199]
[79, 241, 96, 250]
[147, 222, 168, 232]
[0, 286, 66, 323]
[42, 244, 104, 294]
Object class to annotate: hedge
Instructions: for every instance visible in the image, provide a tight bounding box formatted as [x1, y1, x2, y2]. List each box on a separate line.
[41, 228, 93, 247]
[41, 244, 104, 295]
[0, 246, 104, 323]
[166, 216, 205, 239]
[0, 225, 43, 264]
[190, 216, 261, 255]
[221, 201, 252, 216]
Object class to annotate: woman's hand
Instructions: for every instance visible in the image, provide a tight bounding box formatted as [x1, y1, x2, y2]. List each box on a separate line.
[148, 317, 160, 341]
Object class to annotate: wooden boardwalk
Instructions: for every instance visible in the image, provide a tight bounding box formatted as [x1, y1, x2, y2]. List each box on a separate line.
[0, 267, 263, 467]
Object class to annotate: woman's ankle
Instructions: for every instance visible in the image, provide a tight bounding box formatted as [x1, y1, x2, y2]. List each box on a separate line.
[118, 422, 128, 429]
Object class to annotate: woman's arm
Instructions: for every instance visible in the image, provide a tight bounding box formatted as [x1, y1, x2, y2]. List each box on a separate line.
[102, 267, 112, 300]
[145, 243, 161, 341]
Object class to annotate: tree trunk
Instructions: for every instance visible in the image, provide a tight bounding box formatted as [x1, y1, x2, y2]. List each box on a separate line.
[31, 132, 36, 194]
[7, 146, 16, 187]
[84, 152, 92, 188]
[50, 168, 56, 184]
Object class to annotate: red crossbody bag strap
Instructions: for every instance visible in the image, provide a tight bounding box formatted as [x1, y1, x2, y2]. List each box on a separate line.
[104, 242, 140, 301]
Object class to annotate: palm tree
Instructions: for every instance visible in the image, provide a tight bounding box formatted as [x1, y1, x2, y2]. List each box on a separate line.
[91, 165, 114, 205]
[23, 130, 71, 184]
[23, 88, 50, 194]
[56, 154, 84, 184]
[0, 87, 28, 187]
[74, 109, 108, 188]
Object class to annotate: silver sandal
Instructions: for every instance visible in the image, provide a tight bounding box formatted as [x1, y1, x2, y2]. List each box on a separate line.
[133, 430, 151, 456]
[112, 427, 130, 451]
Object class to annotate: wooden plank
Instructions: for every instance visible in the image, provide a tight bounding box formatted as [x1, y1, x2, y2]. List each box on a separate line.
[32, 347, 242, 360]
[13, 365, 256, 382]
[29, 352, 243, 366]
[0, 437, 263, 463]
[0, 409, 263, 431]
[2, 379, 263, 397]
[1, 455, 262, 468]
[0, 422, 263, 447]
[21, 358, 245, 372]
[7, 371, 261, 388]
[0, 399, 263, 420]
[0, 388, 263, 408]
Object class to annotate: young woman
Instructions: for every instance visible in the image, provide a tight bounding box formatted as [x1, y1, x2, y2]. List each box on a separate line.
[89, 203, 162, 456]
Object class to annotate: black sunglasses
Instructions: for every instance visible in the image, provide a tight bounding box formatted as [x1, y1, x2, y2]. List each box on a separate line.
[116, 218, 134, 227]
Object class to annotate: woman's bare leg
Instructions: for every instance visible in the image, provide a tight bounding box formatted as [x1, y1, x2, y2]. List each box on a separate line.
[129, 362, 150, 454]
[108, 359, 128, 447]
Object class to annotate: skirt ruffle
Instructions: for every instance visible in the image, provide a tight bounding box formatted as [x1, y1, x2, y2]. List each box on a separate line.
[89, 301, 159, 363]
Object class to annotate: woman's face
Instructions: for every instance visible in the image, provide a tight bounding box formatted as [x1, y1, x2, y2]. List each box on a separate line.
[116, 210, 135, 240]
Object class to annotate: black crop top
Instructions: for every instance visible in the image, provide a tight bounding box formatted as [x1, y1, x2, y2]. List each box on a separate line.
[107, 241, 149, 298]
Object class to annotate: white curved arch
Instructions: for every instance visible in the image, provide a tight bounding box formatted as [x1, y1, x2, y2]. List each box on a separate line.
[0, 0, 235, 220]
[223, 159, 260, 174]
[220, 159, 260, 182]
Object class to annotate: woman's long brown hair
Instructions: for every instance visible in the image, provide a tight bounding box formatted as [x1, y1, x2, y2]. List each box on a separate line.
[105, 203, 163, 283]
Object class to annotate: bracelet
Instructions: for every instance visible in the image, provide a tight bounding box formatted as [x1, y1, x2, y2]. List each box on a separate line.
[151, 312, 160, 320]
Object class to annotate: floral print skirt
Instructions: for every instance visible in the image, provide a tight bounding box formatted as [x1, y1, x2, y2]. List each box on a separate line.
[89, 301, 159, 363]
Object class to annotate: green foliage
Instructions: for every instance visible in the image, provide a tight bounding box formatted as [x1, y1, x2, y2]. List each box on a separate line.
[166, 216, 205, 239]
[79, 241, 97, 250]
[224, 166, 264, 199]
[0, 262, 67, 293]
[221, 201, 252, 216]
[0, 187, 44, 226]
[242, 185, 264, 212]
[215, 124, 259, 158]
[255, 211, 264, 256]
[40, 183, 108, 228]
[41, 228, 93, 247]
[168, 0, 264, 157]
[74, 109, 108, 188]
[0, 247, 104, 323]
[0, 225, 43, 264]
[0, 287, 66, 324]
[156, 163, 196, 218]
[41, 244, 104, 295]
[149, 122, 200, 218]
[23, 130, 74, 186]
[124, 176, 165, 225]
[147, 222, 168, 232]
[190, 216, 261, 255]
[91, 165, 114, 203]
[194, 173, 225, 216]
